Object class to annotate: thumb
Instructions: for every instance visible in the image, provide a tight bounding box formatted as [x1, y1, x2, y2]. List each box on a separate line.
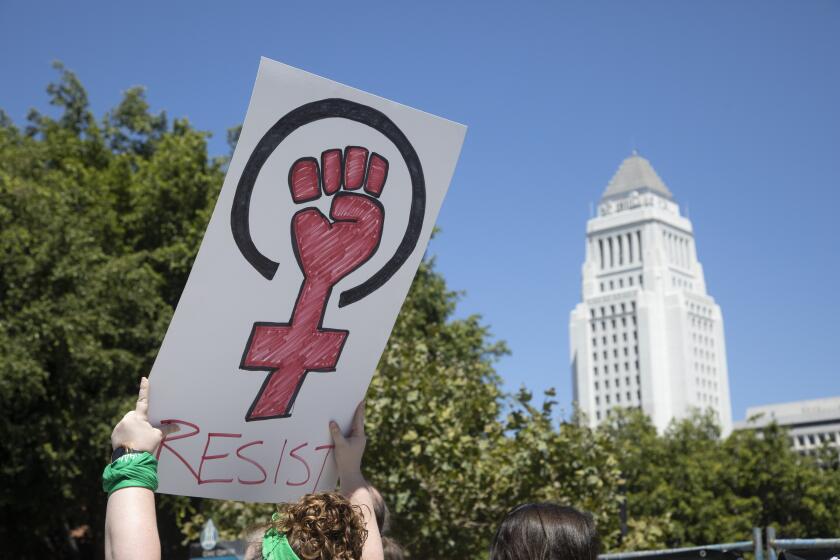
[330, 421, 346, 447]
[135, 377, 150, 417]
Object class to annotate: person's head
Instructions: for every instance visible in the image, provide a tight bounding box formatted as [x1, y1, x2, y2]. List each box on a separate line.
[382, 536, 407, 560]
[369, 485, 391, 535]
[269, 491, 368, 560]
[489, 503, 599, 560]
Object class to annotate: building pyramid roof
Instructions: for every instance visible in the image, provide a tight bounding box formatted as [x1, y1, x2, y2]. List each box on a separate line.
[601, 151, 673, 201]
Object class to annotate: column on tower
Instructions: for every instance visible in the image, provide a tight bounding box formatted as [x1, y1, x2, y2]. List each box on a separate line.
[617, 235, 624, 266]
[637, 230, 643, 263]
[598, 238, 605, 270]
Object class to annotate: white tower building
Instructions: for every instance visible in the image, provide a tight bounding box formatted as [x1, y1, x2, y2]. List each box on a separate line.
[569, 153, 733, 434]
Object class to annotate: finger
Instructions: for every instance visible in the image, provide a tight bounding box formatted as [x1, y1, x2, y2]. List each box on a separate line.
[351, 400, 366, 437]
[330, 421, 347, 447]
[160, 423, 180, 436]
[135, 377, 150, 417]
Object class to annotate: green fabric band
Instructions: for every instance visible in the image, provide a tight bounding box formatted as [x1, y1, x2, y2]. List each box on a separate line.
[262, 527, 300, 560]
[102, 451, 159, 496]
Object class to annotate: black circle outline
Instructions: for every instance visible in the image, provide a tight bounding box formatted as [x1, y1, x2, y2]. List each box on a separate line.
[230, 98, 425, 308]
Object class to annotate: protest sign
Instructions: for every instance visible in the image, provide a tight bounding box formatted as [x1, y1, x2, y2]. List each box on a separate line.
[148, 57, 466, 502]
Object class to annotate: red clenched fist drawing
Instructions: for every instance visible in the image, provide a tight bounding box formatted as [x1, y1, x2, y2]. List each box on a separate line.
[241, 147, 389, 420]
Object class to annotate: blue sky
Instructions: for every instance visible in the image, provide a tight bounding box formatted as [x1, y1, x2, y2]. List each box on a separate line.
[1, 1, 838, 420]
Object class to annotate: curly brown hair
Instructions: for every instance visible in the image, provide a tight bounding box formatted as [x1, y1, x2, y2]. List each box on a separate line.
[270, 492, 368, 560]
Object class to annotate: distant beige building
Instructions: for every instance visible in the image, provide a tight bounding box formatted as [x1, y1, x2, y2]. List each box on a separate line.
[735, 396, 840, 455]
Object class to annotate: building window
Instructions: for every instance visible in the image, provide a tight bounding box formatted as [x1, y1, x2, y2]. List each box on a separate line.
[616, 393, 621, 403]
[614, 364, 620, 373]
[596, 411, 601, 420]
[619, 278, 624, 288]
[624, 362, 630, 371]
[593, 367, 598, 375]
[595, 396, 600, 405]
[593, 353, 597, 361]
[609, 280, 614, 290]
[595, 382, 599, 390]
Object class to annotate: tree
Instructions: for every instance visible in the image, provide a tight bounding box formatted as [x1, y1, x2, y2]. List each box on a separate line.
[0, 63, 222, 557]
[601, 409, 840, 551]
[724, 423, 840, 539]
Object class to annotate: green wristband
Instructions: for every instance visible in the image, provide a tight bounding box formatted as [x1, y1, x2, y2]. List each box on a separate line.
[102, 451, 159, 496]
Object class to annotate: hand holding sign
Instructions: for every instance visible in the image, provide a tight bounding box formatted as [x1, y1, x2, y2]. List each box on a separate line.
[330, 400, 367, 487]
[111, 377, 178, 454]
[242, 149, 388, 420]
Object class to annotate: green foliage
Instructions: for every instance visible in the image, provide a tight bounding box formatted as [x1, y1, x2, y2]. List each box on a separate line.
[0, 64, 222, 556]
[599, 409, 840, 550]
[2, 66, 839, 558]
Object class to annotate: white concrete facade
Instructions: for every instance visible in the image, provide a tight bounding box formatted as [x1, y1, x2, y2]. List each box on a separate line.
[735, 397, 840, 456]
[569, 153, 733, 434]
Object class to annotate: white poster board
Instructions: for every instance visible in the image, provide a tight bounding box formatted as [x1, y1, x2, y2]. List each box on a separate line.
[148, 57, 466, 502]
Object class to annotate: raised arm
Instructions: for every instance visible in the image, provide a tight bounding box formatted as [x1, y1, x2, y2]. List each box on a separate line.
[104, 377, 176, 560]
[330, 402, 384, 560]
